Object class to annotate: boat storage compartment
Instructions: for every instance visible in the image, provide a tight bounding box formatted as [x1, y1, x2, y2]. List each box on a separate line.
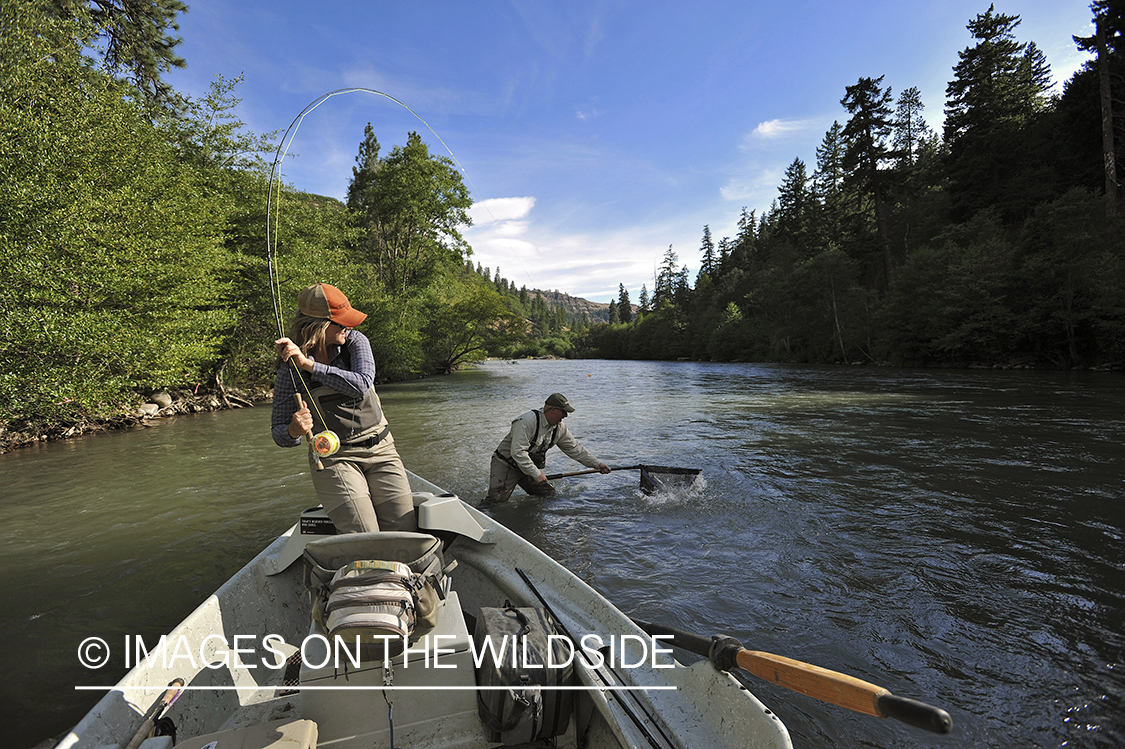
[300, 590, 481, 748]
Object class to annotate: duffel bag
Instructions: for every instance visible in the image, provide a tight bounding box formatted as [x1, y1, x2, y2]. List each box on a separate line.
[473, 603, 573, 745]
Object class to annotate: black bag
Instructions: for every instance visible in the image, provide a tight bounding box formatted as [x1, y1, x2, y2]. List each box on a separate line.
[473, 603, 573, 745]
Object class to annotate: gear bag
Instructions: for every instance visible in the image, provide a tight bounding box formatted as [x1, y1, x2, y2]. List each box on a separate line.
[473, 603, 573, 745]
[303, 533, 450, 659]
[323, 560, 418, 656]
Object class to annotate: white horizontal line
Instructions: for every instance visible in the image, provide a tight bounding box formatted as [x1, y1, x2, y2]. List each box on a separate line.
[75, 685, 676, 692]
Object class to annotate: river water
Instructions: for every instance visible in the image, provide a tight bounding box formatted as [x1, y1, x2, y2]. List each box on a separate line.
[1, 360, 1121, 748]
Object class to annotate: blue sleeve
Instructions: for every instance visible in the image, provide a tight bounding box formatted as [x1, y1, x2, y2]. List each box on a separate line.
[271, 366, 302, 447]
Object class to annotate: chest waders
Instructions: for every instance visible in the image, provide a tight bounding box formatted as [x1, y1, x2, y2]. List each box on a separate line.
[309, 384, 390, 446]
[497, 410, 559, 471]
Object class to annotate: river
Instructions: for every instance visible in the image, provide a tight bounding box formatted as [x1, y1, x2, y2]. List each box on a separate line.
[1, 359, 1121, 748]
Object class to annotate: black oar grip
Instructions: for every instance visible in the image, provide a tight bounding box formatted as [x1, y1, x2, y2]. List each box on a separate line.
[876, 693, 953, 734]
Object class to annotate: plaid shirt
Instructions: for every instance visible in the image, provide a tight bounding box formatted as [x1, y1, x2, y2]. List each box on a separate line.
[270, 329, 377, 447]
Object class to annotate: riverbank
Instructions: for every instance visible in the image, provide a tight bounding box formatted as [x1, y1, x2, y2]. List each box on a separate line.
[3, 355, 1119, 454]
[0, 385, 273, 454]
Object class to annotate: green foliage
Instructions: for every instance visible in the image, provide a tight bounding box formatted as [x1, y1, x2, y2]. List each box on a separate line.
[349, 129, 472, 296]
[944, 6, 1054, 222]
[878, 212, 1018, 364]
[0, 3, 231, 423]
[419, 275, 525, 374]
[50, 0, 189, 112]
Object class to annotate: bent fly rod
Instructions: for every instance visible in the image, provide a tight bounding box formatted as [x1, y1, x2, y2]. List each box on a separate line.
[263, 89, 467, 467]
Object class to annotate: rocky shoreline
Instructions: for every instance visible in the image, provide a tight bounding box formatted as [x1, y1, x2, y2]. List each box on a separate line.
[0, 385, 273, 454]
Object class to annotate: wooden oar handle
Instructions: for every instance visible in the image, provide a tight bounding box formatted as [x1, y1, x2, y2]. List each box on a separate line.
[293, 393, 324, 471]
[736, 649, 886, 716]
[734, 649, 951, 733]
[635, 619, 952, 734]
[123, 679, 184, 749]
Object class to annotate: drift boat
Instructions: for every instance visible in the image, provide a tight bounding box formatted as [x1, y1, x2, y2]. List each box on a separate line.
[55, 472, 793, 749]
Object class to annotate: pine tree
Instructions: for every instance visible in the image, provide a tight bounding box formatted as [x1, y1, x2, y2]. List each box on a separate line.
[654, 245, 680, 307]
[813, 122, 847, 200]
[51, 0, 189, 111]
[697, 225, 717, 282]
[944, 6, 1053, 221]
[729, 208, 757, 271]
[638, 284, 650, 312]
[892, 87, 933, 172]
[776, 158, 812, 242]
[813, 122, 848, 239]
[346, 124, 381, 212]
[618, 284, 632, 323]
[717, 237, 732, 272]
[842, 75, 896, 287]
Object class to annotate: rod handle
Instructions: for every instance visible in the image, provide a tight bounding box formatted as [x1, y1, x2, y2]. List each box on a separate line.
[294, 393, 324, 471]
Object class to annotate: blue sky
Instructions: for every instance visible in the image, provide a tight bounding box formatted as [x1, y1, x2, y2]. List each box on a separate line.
[165, 1, 1094, 304]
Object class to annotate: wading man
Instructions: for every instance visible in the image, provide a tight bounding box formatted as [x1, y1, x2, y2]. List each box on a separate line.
[485, 393, 610, 503]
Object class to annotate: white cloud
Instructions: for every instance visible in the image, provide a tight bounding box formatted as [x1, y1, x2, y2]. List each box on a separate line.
[469, 196, 536, 225]
[464, 205, 707, 302]
[746, 118, 819, 142]
[720, 166, 784, 203]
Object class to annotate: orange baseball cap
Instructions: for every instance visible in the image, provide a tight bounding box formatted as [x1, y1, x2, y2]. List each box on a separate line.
[297, 284, 367, 328]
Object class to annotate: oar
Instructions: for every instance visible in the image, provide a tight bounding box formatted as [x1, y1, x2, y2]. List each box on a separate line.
[123, 678, 185, 749]
[633, 619, 953, 735]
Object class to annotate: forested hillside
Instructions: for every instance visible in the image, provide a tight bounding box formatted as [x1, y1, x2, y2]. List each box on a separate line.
[584, 5, 1125, 369]
[0, 0, 524, 437]
[2, 1, 1122, 448]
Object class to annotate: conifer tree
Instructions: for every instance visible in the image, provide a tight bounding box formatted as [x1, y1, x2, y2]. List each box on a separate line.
[842, 75, 895, 286]
[654, 245, 680, 307]
[698, 225, 717, 281]
[51, 0, 189, 111]
[893, 87, 933, 172]
[776, 158, 813, 242]
[813, 122, 848, 239]
[944, 6, 1052, 221]
[618, 284, 632, 323]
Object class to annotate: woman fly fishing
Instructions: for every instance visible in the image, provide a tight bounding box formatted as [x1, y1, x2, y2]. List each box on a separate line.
[270, 283, 417, 533]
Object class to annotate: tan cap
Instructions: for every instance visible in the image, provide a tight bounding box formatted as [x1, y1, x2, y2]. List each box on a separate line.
[298, 284, 367, 328]
[545, 393, 575, 412]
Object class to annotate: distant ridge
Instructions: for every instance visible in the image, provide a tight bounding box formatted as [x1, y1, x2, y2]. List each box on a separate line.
[529, 289, 639, 323]
[530, 288, 612, 322]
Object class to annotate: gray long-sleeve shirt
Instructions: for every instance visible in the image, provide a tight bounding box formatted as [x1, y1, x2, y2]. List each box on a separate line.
[495, 409, 601, 478]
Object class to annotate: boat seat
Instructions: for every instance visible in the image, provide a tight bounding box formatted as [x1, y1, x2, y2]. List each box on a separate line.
[302, 531, 445, 579]
[173, 718, 317, 749]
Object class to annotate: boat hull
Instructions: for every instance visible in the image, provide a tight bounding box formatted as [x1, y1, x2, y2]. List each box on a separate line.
[57, 473, 791, 749]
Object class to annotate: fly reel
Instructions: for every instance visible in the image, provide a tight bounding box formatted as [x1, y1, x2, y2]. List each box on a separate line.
[311, 430, 340, 457]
